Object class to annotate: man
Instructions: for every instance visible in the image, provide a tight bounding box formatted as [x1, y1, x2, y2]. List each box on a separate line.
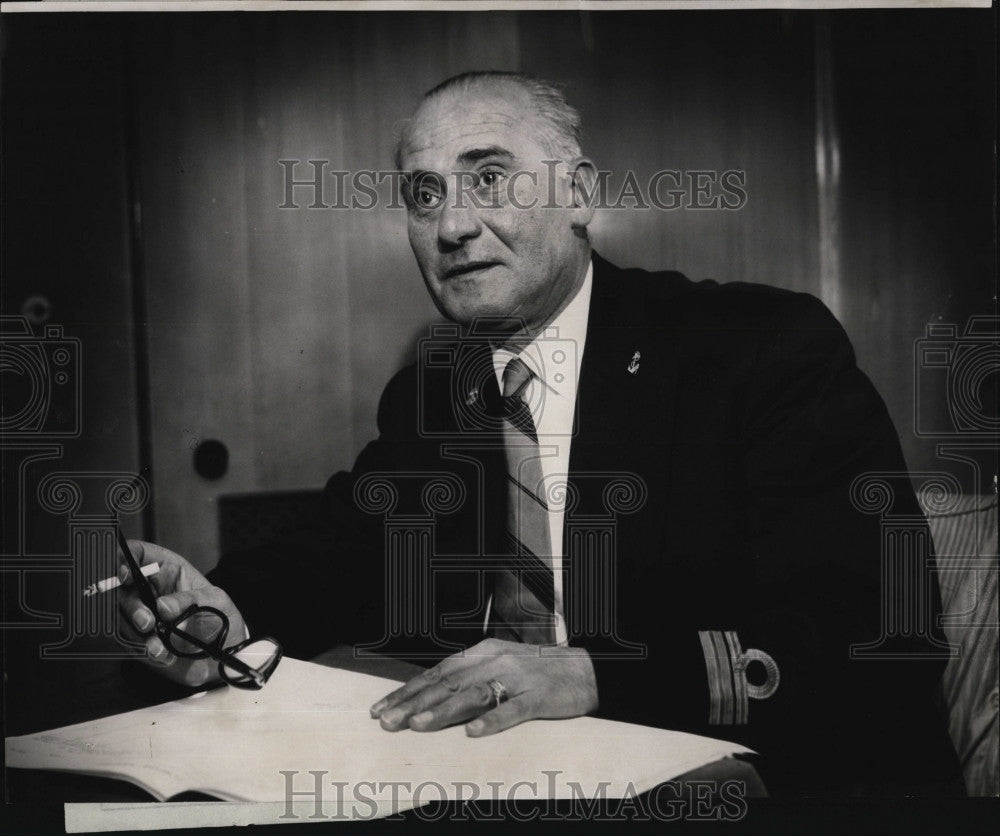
[118, 72, 961, 794]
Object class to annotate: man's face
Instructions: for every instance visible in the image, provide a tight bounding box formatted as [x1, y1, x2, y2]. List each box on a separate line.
[399, 84, 591, 335]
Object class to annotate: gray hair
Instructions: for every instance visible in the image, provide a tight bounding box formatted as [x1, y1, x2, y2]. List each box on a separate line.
[394, 71, 583, 170]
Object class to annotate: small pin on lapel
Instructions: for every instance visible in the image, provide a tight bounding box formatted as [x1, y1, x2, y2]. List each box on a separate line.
[465, 388, 479, 407]
[627, 351, 641, 375]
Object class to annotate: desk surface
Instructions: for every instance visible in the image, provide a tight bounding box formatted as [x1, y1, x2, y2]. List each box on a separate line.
[5, 645, 766, 803]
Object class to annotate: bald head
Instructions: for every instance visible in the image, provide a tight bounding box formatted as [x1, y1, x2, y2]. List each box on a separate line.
[395, 71, 583, 170]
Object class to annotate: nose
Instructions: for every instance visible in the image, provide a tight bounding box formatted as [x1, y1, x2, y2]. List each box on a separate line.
[437, 183, 482, 250]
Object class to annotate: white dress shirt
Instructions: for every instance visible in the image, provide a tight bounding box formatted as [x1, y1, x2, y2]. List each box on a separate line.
[488, 261, 593, 645]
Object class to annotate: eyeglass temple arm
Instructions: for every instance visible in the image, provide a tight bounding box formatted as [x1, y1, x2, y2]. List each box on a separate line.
[168, 625, 266, 685]
[116, 527, 160, 614]
[115, 527, 266, 687]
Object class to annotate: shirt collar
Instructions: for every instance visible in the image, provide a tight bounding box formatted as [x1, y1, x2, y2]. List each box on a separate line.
[492, 260, 593, 401]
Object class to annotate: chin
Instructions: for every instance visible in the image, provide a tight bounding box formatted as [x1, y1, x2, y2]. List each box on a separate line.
[441, 294, 519, 326]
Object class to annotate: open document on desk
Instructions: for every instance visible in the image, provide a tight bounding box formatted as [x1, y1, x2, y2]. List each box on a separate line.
[6, 657, 753, 817]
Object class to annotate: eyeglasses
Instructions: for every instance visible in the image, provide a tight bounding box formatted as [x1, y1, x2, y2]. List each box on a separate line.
[116, 528, 282, 689]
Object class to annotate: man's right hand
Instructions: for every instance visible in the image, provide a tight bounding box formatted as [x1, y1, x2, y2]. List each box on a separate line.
[117, 540, 248, 689]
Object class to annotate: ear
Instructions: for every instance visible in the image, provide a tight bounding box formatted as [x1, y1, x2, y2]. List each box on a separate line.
[567, 157, 598, 230]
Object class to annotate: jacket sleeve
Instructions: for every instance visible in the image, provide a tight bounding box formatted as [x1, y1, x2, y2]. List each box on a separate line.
[207, 366, 417, 659]
[591, 293, 952, 782]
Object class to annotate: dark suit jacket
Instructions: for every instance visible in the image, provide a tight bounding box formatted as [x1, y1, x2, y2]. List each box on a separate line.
[210, 254, 961, 795]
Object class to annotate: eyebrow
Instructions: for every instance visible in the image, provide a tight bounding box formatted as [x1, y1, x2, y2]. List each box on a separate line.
[456, 146, 518, 166]
[401, 146, 519, 184]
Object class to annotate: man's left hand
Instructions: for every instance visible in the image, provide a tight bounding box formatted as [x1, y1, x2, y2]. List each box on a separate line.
[369, 638, 598, 737]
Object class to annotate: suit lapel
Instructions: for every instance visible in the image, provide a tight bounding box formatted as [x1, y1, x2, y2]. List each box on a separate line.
[564, 254, 681, 639]
[568, 254, 680, 488]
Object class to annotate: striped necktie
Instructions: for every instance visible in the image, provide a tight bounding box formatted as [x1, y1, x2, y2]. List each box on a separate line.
[490, 356, 557, 645]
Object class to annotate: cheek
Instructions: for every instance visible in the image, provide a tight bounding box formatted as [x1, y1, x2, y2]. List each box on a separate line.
[506, 209, 566, 263]
[407, 219, 435, 264]
[491, 205, 543, 250]
[509, 176, 542, 209]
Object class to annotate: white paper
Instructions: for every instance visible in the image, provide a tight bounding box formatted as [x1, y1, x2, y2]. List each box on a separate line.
[8, 657, 752, 820]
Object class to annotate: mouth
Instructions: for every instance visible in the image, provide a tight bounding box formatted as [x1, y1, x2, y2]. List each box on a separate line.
[442, 261, 502, 280]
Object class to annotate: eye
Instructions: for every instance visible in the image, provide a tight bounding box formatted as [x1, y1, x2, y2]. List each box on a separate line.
[416, 187, 440, 206]
[478, 168, 506, 189]
[406, 172, 445, 211]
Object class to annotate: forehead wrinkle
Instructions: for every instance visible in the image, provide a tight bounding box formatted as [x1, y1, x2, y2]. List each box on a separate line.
[403, 128, 529, 169]
[402, 91, 542, 165]
[412, 117, 519, 147]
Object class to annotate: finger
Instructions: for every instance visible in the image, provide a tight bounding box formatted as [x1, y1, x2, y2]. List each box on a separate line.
[378, 673, 472, 731]
[410, 669, 527, 732]
[465, 696, 535, 737]
[117, 540, 185, 595]
[120, 539, 172, 568]
[404, 682, 498, 733]
[139, 636, 217, 689]
[370, 663, 464, 719]
[154, 588, 202, 621]
[145, 635, 177, 668]
[153, 585, 227, 620]
[117, 604, 152, 647]
[369, 639, 516, 718]
[118, 587, 156, 634]
[117, 561, 168, 595]
[156, 594, 232, 654]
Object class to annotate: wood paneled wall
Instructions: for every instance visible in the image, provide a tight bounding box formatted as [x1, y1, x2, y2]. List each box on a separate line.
[132, 13, 525, 568]
[131, 12, 832, 569]
[4, 10, 993, 572]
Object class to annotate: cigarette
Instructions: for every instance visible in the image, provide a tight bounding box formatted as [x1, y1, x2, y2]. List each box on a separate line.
[82, 562, 160, 597]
